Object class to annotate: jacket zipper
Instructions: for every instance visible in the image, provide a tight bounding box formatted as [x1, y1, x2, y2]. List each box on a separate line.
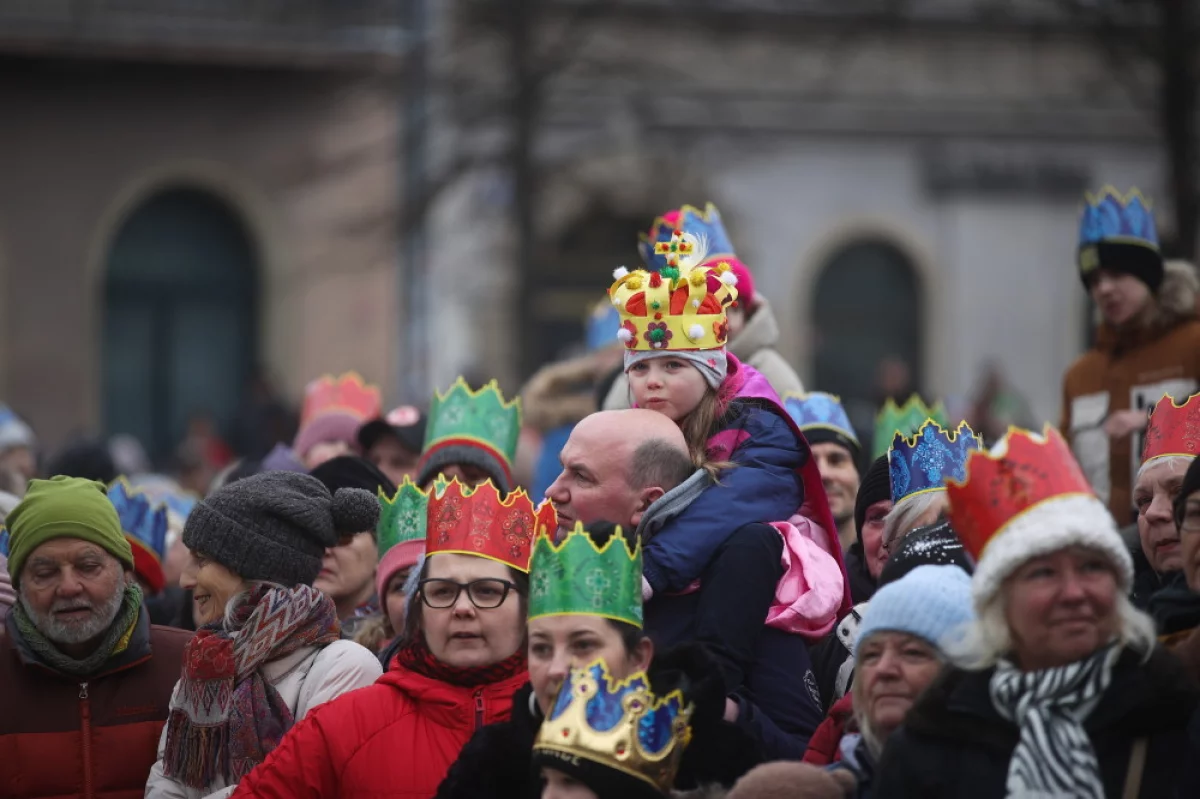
[474, 689, 485, 730]
[80, 682, 94, 799]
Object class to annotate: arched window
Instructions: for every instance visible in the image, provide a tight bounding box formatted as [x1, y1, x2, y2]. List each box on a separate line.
[811, 239, 923, 447]
[103, 187, 258, 462]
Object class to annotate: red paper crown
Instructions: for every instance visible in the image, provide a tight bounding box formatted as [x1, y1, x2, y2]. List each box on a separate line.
[425, 479, 557, 572]
[300, 372, 383, 427]
[1142, 392, 1200, 464]
[946, 425, 1096, 561]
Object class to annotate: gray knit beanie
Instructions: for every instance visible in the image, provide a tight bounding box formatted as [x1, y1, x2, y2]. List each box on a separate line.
[182, 471, 381, 587]
[417, 447, 512, 494]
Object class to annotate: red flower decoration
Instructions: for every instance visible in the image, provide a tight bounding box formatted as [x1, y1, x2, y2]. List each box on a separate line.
[620, 320, 638, 349]
[713, 319, 729, 344]
[645, 322, 673, 349]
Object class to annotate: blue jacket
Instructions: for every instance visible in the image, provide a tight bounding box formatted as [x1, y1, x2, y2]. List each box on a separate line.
[642, 401, 804, 594]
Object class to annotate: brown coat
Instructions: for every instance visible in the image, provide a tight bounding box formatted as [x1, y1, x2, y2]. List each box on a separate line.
[1061, 260, 1200, 524]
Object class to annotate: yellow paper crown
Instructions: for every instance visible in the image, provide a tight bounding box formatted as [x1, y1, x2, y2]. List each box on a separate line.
[609, 228, 738, 352]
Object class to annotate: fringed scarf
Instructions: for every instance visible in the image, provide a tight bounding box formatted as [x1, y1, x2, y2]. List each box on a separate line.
[162, 583, 340, 789]
[395, 634, 527, 687]
[989, 644, 1119, 799]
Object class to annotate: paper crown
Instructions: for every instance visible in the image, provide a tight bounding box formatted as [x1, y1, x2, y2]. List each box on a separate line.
[947, 425, 1096, 562]
[638, 203, 736, 271]
[425, 478, 555, 572]
[1142, 392, 1200, 465]
[378, 478, 430, 559]
[299, 372, 382, 428]
[421, 378, 522, 481]
[888, 420, 982, 505]
[1077, 186, 1160, 274]
[107, 478, 169, 594]
[586, 299, 622, 352]
[610, 229, 738, 352]
[873, 395, 949, 459]
[783, 392, 859, 447]
[534, 659, 694, 795]
[529, 524, 643, 628]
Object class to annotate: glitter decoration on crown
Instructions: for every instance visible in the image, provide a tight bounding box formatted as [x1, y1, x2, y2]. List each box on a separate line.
[421, 378, 522, 485]
[528, 524, 643, 628]
[108, 478, 170, 594]
[873, 395, 949, 459]
[1077, 186, 1160, 275]
[947, 426, 1096, 561]
[888, 420, 982, 505]
[610, 228, 738, 352]
[783, 392, 859, 448]
[425, 478, 556, 572]
[378, 478, 430, 560]
[298, 372, 382, 429]
[1142, 392, 1200, 466]
[534, 659, 694, 795]
[638, 203, 737, 271]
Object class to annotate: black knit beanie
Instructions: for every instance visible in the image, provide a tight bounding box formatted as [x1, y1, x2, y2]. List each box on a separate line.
[803, 428, 861, 463]
[1173, 456, 1200, 531]
[878, 519, 973, 587]
[417, 446, 511, 494]
[1079, 241, 1164, 293]
[854, 455, 891, 543]
[182, 471, 381, 587]
[310, 455, 397, 500]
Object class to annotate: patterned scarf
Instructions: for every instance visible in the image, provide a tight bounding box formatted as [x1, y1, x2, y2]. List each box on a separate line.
[13, 583, 143, 678]
[989, 645, 1119, 799]
[395, 634, 527, 687]
[162, 583, 340, 789]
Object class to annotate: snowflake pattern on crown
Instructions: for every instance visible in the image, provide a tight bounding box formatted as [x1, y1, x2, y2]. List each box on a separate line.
[423, 377, 522, 472]
[377, 479, 429, 558]
[640, 203, 737, 271]
[528, 525, 643, 627]
[1078, 186, 1159, 249]
[889, 420, 982, 504]
[783, 392, 859, 446]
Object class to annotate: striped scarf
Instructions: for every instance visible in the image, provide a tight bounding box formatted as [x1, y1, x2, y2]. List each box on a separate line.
[989, 645, 1119, 799]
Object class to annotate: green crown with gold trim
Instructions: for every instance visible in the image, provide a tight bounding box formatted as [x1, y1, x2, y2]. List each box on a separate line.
[378, 478, 430, 559]
[529, 524, 643, 628]
[872, 394, 948, 459]
[422, 377, 522, 474]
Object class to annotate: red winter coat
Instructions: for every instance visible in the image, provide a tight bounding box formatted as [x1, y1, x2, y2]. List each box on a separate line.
[801, 693, 855, 766]
[231, 663, 528, 799]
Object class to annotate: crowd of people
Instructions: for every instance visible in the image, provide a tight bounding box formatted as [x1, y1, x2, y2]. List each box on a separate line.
[2, 189, 1200, 798]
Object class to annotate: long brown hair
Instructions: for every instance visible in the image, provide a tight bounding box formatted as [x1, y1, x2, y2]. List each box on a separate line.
[679, 375, 740, 480]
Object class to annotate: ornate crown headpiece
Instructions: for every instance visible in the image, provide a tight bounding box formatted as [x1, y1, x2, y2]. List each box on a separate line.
[783, 392, 859, 448]
[873, 394, 948, 459]
[421, 378, 522, 483]
[534, 659, 694, 795]
[108, 478, 169, 593]
[378, 478, 430, 560]
[888, 420, 982, 505]
[299, 372, 382, 428]
[1077, 186, 1160, 275]
[610, 228, 738, 353]
[529, 524, 643, 628]
[638, 203, 736, 271]
[425, 478, 555, 572]
[1142, 392, 1200, 466]
[946, 425, 1096, 561]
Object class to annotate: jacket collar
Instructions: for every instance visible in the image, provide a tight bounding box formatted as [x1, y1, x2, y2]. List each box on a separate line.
[635, 469, 711, 543]
[728, 298, 781, 360]
[5, 603, 154, 679]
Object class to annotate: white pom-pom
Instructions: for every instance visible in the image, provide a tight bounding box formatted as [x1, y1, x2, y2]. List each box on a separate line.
[617, 328, 633, 342]
[691, 299, 701, 308]
[612, 296, 623, 308]
[613, 266, 630, 280]
[720, 271, 739, 286]
[687, 324, 704, 340]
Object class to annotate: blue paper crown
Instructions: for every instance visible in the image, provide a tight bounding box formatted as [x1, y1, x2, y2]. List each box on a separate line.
[1078, 186, 1159, 251]
[638, 203, 737, 271]
[586, 300, 621, 352]
[108, 479, 169, 561]
[783, 392, 859, 447]
[0, 526, 8, 557]
[888, 420, 982, 505]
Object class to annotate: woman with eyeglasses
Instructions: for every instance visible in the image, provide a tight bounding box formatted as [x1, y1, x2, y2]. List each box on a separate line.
[229, 479, 553, 799]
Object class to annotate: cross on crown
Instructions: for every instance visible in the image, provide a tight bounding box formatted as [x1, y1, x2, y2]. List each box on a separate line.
[654, 229, 694, 270]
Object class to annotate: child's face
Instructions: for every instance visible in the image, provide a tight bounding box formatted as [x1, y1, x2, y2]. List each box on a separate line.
[627, 356, 709, 422]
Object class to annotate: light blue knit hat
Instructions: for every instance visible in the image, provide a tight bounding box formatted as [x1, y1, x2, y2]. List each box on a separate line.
[854, 564, 974, 657]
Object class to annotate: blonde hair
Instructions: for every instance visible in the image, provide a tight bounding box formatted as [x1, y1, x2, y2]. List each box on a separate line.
[881, 492, 948, 552]
[679, 387, 736, 480]
[353, 613, 394, 654]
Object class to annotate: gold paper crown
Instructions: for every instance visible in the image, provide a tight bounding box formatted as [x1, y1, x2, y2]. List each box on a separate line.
[534, 659, 693, 794]
[609, 228, 738, 352]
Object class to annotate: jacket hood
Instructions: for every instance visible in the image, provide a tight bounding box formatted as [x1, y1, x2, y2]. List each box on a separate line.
[1096, 259, 1199, 350]
[729, 298, 781, 360]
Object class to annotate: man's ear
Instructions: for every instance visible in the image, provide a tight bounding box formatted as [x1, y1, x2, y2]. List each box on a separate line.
[629, 486, 665, 528]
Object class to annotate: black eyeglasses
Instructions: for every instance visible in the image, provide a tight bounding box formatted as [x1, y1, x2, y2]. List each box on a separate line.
[418, 578, 520, 609]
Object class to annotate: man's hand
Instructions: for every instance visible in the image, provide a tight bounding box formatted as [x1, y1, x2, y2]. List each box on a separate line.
[1103, 409, 1147, 440]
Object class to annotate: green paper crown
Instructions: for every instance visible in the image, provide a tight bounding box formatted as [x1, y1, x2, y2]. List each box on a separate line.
[378, 478, 430, 558]
[423, 377, 522, 470]
[872, 394, 948, 459]
[528, 524, 643, 628]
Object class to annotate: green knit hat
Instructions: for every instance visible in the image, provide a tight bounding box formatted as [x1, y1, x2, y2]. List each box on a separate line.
[6, 476, 133, 585]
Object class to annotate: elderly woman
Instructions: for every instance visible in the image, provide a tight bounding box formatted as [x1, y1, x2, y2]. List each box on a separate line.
[874, 427, 1199, 798]
[145, 471, 384, 799]
[229, 480, 551, 798]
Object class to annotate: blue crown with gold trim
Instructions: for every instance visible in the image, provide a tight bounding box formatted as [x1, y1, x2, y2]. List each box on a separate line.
[1077, 186, 1161, 277]
[888, 420, 982, 505]
[639, 203, 737, 271]
[534, 659, 694, 794]
[783, 392, 859, 450]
